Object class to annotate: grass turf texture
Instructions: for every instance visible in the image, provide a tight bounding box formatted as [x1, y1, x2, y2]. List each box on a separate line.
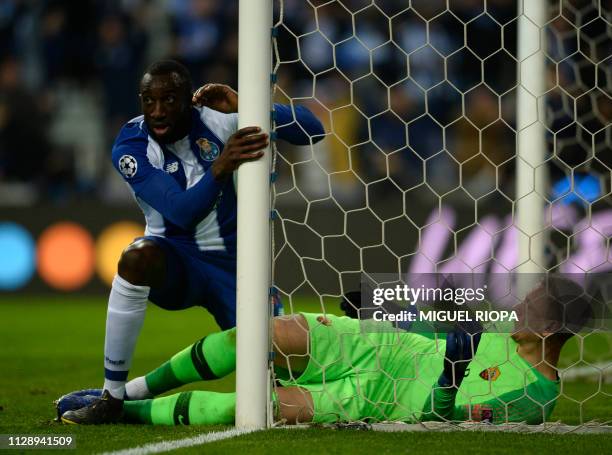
[0, 296, 611, 454]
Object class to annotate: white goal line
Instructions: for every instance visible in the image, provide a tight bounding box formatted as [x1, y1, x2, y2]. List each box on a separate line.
[98, 428, 257, 455]
[95, 418, 612, 455]
[370, 422, 612, 434]
[275, 422, 612, 434]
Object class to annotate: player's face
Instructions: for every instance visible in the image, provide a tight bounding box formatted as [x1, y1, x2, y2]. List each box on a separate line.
[140, 73, 191, 144]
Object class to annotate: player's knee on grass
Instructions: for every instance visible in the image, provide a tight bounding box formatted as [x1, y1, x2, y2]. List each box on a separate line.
[276, 387, 314, 424]
[118, 239, 166, 286]
[272, 315, 310, 373]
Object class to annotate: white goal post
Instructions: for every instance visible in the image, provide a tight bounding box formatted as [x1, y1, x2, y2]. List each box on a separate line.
[235, 0, 273, 429]
[516, 0, 548, 283]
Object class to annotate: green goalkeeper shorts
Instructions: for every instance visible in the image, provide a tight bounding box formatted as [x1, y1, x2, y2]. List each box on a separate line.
[276, 312, 439, 423]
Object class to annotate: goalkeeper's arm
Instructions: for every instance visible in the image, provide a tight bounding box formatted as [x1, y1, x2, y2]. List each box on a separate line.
[422, 386, 553, 424]
[420, 327, 481, 421]
[420, 328, 553, 424]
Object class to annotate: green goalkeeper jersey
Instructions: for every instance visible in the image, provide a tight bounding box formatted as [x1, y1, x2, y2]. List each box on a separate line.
[280, 313, 559, 424]
[406, 330, 560, 424]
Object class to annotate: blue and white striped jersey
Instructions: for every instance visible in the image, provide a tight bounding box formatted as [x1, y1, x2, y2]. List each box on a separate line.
[112, 104, 324, 257]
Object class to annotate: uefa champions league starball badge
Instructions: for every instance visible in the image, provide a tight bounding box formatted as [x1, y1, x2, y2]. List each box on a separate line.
[118, 155, 138, 178]
[196, 138, 220, 161]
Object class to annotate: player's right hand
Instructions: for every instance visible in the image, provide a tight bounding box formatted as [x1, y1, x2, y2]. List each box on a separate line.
[211, 126, 269, 180]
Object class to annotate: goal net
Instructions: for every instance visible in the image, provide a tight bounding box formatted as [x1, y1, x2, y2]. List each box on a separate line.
[267, 0, 611, 430]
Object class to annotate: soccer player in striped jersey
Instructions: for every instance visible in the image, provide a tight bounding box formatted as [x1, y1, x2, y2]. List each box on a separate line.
[61, 59, 324, 424]
[61, 278, 590, 426]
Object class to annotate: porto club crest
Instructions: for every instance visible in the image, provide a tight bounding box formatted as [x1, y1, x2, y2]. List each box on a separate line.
[196, 138, 220, 161]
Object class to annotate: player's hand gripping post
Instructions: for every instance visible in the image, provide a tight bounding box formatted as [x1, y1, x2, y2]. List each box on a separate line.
[211, 127, 269, 181]
[192, 84, 268, 181]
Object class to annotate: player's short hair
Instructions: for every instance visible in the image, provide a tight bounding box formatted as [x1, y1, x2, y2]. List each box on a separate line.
[143, 59, 193, 99]
[529, 276, 593, 343]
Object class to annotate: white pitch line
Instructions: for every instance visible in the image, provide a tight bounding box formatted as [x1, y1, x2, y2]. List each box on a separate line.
[99, 428, 257, 455]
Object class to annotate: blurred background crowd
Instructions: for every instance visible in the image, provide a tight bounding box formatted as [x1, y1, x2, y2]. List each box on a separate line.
[0, 0, 609, 293]
[0, 0, 609, 207]
[0, 0, 240, 205]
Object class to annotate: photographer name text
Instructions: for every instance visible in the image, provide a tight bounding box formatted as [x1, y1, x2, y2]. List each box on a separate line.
[372, 309, 518, 323]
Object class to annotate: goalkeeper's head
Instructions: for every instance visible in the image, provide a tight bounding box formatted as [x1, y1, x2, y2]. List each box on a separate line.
[512, 276, 593, 346]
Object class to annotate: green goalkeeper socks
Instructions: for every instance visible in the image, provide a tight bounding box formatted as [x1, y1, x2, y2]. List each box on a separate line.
[145, 328, 237, 396]
[123, 391, 235, 425]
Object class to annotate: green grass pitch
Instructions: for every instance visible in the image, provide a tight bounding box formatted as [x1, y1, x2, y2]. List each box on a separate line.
[1, 296, 611, 454]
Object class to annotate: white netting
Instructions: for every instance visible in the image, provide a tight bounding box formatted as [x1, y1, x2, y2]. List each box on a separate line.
[270, 0, 611, 428]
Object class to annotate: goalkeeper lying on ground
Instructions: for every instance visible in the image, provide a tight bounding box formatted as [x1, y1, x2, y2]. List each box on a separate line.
[59, 279, 589, 425]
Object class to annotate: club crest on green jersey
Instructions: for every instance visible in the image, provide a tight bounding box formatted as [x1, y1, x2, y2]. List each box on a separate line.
[479, 366, 501, 381]
[196, 138, 220, 161]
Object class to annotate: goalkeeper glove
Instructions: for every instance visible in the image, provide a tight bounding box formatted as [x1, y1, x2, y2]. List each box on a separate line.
[438, 326, 482, 388]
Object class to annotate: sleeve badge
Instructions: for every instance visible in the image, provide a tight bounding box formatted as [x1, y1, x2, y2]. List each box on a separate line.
[118, 155, 138, 178]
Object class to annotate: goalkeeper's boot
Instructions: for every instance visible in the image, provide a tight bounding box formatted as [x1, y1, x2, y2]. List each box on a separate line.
[55, 389, 103, 421]
[60, 390, 123, 425]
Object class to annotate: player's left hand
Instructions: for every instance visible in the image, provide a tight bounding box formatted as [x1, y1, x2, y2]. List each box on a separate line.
[192, 84, 238, 113]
